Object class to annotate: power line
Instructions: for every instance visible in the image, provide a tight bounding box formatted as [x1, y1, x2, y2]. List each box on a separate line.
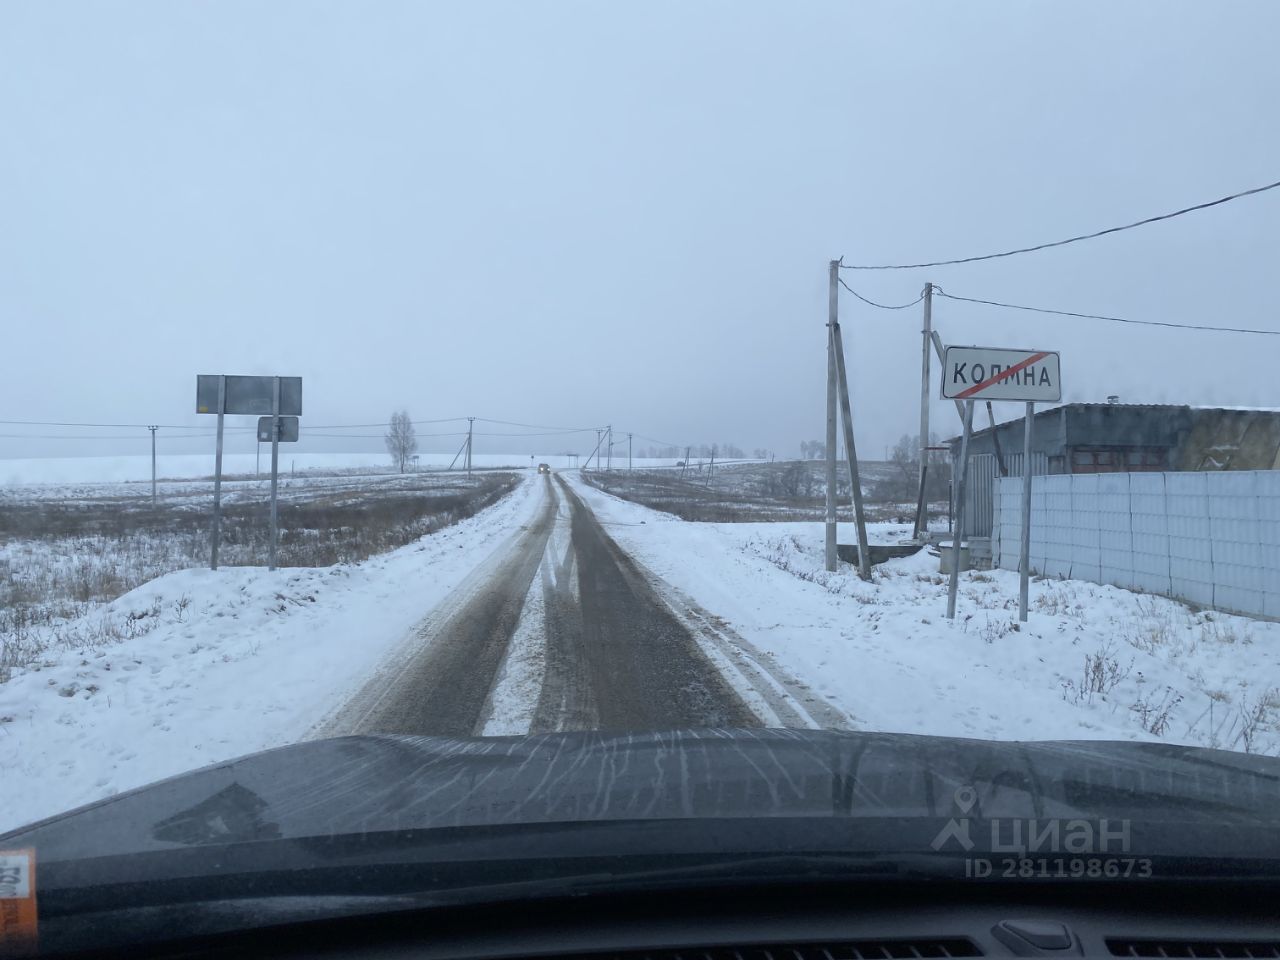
[0, 418, 234, 430]
[628, 432, 688, 450]
[305, 431, 470, 439]
[0, 432, 218, 440]
[932, 287, 1280, 337]
[306, 417, 467, 429]
[836, 277, 925, 309]
[475, 428, 597, 437]
[835, 278, 1280, 336]
[839, 177, 1280, 270]
[473, 417, 600, 432]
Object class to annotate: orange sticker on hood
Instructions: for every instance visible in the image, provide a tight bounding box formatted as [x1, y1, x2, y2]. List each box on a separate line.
[0, 850, 37, 957]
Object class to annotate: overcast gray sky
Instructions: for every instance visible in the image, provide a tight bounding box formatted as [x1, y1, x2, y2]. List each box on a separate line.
[2, 1, 1277, 463]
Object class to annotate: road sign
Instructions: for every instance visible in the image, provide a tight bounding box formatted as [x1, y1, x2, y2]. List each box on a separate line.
[941, 346, 1061, 402]
[197, 375, 302, 415]
[195, 374, 303, 573]
[257, 416, 299, 443]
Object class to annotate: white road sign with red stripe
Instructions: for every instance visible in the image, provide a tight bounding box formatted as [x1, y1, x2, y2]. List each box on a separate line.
[941, 345, 1062, 402]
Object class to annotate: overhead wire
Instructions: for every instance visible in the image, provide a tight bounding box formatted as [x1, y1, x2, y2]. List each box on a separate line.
[0, 432, 218, 440]
[628, 433, 684, 450]
[931, 287, 1280, 337]
[0, 418, 236, 430]
[839, 177, 1280, 270]
[836, 279, 1280, 337]
[473, 417, 601, 432]
[836, 277, 925, 309]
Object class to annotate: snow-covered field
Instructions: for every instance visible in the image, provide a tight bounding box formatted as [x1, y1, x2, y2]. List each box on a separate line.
[567, 475, 1280, 754]
[0, 471, 519, 684]
[6, 466, 1280, 835]
[0, 453, 677, 487]
[582, 461, 926, 523]
[0, 473, 545, 833]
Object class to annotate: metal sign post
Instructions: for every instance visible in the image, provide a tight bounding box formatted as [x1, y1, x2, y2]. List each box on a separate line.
[937, 345, 1060, 622]
[946, 400, 974, 619]
[1019, 401, 1035, 622]
[212, 378, 226, 570]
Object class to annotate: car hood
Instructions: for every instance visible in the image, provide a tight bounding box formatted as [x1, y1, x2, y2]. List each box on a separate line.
[6, 728, 1280, 861]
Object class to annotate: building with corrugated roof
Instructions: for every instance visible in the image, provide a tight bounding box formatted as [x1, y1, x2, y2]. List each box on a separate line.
[947, 403, 1280, 474]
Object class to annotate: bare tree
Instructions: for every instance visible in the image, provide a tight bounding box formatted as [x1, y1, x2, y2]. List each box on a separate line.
[384, 409, 418, 473]
[870, 433, 950, 502]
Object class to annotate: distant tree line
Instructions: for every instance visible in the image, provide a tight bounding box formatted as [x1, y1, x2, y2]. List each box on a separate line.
[635, 443, 755, 460]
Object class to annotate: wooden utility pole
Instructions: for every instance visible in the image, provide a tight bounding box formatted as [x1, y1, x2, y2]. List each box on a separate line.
[465, 417, 474, 477]
[825, 261, 839, 572]
[628, 432, 632, 471]
[831, 314, 872, 580]
[149, 425, 158, 504]
[913, 282, 932, 541]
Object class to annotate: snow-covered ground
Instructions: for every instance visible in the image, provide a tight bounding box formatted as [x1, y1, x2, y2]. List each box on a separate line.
[7, 466, 1280, 835]
[566, 474, 1280, 755]
[0, 473, 543, 833]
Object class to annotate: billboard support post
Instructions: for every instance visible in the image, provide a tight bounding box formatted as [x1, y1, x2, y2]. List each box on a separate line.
[268, 377, 281, 572]
[211, 377, 226, 570]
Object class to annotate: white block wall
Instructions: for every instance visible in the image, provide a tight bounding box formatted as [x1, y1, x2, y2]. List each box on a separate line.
[994, 470, 1280, 620]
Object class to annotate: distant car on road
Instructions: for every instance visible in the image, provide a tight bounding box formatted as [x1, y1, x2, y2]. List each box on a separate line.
[537, 463, 551, 474]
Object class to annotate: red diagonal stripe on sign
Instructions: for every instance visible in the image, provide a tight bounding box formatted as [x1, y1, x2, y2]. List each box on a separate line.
[956, 352, 1050, 400]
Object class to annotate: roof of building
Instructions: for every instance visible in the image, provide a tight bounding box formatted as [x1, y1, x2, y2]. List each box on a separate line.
[945, 403, 1280, 470]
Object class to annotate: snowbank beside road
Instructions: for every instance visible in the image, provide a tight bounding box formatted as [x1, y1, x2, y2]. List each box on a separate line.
[0, 473, 541, 834]
[566, 473, 1280, 755]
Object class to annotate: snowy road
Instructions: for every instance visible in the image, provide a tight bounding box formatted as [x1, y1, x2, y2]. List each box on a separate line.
[320, 474, 787, 737]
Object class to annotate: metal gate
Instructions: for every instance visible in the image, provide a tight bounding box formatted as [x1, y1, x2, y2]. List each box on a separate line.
[957, 452, 1048, 538]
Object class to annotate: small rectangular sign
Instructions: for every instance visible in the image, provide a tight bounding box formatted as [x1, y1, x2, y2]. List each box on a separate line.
[197, 375, 302, 416]
[257, 416, 299, 443]
[941, 346, 1061, 402]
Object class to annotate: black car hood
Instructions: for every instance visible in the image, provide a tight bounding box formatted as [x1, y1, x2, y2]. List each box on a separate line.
[6, 728, 1280, 861]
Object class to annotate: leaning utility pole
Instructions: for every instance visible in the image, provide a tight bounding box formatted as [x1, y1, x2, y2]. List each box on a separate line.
[825, 261, 839, 573]
[913, 282, 933, 541]
[946, 400, 976, 619]
[149, 425, 158, 504]
[830, 291, 872, 581]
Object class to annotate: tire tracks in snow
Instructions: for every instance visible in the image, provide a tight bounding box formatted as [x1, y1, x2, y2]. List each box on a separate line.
[321, 472, 846, 739]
